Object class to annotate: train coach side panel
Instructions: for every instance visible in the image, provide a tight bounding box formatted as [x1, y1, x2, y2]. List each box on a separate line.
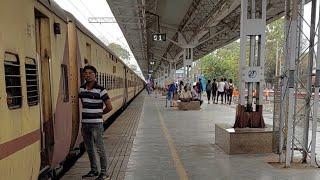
[34, 1, 72, 167]
[0, 0, 41, 179]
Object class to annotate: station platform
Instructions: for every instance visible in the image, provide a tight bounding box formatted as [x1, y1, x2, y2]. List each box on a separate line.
[62, 92, 320, 180]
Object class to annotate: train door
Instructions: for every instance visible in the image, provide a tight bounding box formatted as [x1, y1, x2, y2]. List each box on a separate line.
[134, 77, 136, 95]
[35, 10, 54, 169]
[124, 67, 128, 105]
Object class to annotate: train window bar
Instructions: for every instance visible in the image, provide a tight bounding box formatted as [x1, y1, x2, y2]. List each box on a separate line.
[25, 57, 39, 106]
[108, 74, 111, 90]
[104, 73, 106, 88]
[5, 52, 22, 109]
[113, 76, 115, 89]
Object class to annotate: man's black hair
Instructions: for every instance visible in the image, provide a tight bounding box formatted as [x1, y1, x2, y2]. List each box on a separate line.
[83, 65, 97, 74]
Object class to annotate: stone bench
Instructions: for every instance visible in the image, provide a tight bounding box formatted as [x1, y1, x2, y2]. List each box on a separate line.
[178, 101, 201, 110]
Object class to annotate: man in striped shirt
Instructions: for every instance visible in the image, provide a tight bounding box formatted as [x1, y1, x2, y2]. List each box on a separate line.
[79, 65, 112, 180]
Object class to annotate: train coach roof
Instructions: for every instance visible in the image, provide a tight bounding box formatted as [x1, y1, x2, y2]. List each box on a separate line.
[64, 11, 135, 72]
[37, 1, 142, 79]
[38, 0, 67, 22]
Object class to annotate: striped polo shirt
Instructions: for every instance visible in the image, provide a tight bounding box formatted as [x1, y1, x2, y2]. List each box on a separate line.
[79, 82, 110, 123]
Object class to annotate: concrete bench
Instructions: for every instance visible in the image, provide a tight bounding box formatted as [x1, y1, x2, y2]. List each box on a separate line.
[178, 101, 201, 110]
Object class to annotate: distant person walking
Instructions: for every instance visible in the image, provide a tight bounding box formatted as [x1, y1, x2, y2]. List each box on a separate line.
[212, 79, 218, 103]
[196, 78, 203, 100]
[79, 65, 112, 180]
[227, 79, 234, 105]
[167, 82, 177, 107]
[206, 80, 212, 104]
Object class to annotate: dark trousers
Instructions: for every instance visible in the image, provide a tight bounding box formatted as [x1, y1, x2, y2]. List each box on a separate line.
[218, 91, 224, 103]
[212, 91, 217, 102]
[224, 91, 227, 102]
[227, 90, 233, 104]
[206, 91, 211, 101]
[82, 123, 107, 174]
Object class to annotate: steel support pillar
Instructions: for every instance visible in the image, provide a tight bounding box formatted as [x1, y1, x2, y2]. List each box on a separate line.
[301, 0, 317, 163]
[284, 0, 299, 167]
[234, 0, 266, 128]
[183, 48, 193, 84]
[311, 0, 320, 166]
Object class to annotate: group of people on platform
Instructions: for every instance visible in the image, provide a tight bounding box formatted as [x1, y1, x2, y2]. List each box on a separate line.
[206, 78, 234, 105]
[164, 78, 235, 107]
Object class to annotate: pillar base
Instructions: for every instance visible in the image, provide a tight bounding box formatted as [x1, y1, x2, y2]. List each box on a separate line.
[234, 104, 265, 128]
[215, 123, 273, 154]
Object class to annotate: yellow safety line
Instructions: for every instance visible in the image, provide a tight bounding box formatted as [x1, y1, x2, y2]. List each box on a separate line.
[155, 103, 189, 180]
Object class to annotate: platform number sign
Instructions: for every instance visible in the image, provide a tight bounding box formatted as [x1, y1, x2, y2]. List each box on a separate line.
[248, 70, 257, 79]
[153, 33, 166, 41]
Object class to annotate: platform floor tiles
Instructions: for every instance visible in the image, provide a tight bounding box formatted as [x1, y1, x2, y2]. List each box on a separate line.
[63, 92, 320, 180]
[62, 93, 145, 180]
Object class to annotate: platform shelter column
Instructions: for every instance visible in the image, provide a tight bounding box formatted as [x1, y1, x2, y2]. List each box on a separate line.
[183, 48, 193, 84]
[234, 0, 266, 128]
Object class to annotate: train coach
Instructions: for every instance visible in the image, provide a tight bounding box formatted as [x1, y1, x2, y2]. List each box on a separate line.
[0, 0, 144, 179]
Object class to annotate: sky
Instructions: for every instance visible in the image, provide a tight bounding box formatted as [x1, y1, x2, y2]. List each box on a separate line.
[53, 0, 318, 79]
[53, 0, 144, 78]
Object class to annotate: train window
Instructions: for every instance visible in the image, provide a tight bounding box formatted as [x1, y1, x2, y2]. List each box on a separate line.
[117, 77, 119, 88]
[61, 64, 69, 102]
[102, 73, 106, 88]
[111, 75, 113, 89]
[113, 76, 115, 89]
[109, 75, 112, 90]
[113, 66, 116, 74]
[25, 57, 39, 106]
[104, 74, 106, 88]
[115, 77, 118, 89]
[101, 73, 104, 87]
[4, 52, 22, 109]
[106, 74, 109, 90]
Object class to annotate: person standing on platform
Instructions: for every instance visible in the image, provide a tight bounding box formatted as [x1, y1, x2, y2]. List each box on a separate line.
[167, 82, 177, 107]
[79, 65, 112, 180]
[154, 82, 158, 98]
[217, 78, 225, 104]
[206, 80, 212, 104]
[196, 78, 203, 100]
[212, 79, 218, 104]
[228, 79, 234, 105]
[224, 78, 229, 103]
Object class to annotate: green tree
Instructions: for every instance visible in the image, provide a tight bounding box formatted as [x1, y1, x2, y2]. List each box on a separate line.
[200, 41, 240, 86]
[107, 43, 130, 62]
[200, 18, 286, 88]
[265, 18, 285, 86]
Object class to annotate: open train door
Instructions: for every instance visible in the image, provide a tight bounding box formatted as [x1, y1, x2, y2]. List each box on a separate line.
[35, 10, 54, 170]
[123, 66, 128, 106]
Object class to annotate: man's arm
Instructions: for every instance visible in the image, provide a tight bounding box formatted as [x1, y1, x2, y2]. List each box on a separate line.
[103, 98, 112, 114]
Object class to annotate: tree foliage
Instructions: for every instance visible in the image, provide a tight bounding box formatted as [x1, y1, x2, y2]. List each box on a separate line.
[200, 18, 285, 87]
[201, 42, 240, 85]
[107, 43, 130, 62]
[265, 18, 285, 86]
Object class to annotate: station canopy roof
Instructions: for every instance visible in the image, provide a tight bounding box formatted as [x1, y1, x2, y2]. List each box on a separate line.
[106, 0, 286, 78]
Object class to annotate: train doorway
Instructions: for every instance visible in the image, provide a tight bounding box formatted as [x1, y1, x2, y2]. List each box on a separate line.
[35, 9, 54, 170]
[124, 67, 128, 106]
